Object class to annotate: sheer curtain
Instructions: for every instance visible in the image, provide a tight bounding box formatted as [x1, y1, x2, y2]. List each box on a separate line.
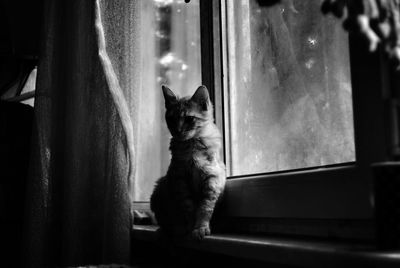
[23, 0, 139, 266]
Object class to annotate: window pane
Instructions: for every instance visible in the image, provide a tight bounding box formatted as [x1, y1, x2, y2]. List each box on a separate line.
[20, 67, 37, 107]
[224, 0, 355, 176]
[135, 0, 201, 201]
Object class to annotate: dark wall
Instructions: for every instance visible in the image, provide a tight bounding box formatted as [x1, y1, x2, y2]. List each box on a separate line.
[0, 0, 42, 96]
[0, 101, 34, 267]
[0, 0, 43, 57]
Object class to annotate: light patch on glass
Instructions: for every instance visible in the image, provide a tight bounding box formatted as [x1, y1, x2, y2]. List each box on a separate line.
[225, 0, 355, 176]
[134, 0, 201, 201]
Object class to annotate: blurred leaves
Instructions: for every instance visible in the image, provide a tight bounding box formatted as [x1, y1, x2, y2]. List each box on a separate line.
[321, 0, 400, 69]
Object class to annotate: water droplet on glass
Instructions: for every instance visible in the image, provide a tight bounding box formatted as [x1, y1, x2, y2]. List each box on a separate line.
[307, 36, 318, 47]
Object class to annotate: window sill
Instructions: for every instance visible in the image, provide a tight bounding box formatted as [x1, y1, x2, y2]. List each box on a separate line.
[133, 225, 400, 267]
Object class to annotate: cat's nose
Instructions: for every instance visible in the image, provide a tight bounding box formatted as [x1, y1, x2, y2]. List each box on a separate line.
[177, 121, 184, 132]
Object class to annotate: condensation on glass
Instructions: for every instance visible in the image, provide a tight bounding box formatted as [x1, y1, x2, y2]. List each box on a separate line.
[224, 0, 355, 176]
[135, 0, 201, 201]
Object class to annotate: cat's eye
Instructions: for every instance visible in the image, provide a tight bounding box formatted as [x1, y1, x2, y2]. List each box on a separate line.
[185, 116, 196, 124]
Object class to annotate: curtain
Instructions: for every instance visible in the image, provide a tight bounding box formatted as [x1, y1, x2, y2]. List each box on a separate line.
[23, 0, 139, 266]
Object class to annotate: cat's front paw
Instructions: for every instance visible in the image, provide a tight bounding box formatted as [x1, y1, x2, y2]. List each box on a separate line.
[191, 225, 211, 240]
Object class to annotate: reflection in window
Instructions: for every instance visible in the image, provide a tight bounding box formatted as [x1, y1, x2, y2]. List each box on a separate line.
[135, 0, 201, 201]
[225, 0, 355, 176]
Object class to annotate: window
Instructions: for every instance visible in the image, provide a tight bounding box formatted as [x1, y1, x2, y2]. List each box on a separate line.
[134, 0, 201, 201]
[135, 0, 390, 240]
[224, 0, 355, 176]
[1, 64, 37, 107]
[202, 0, 389, 240]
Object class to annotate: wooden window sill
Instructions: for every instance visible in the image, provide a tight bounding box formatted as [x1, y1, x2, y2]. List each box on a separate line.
[133, 225, 400, 267]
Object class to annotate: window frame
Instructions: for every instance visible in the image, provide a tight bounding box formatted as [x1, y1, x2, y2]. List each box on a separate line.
[199, 0, 393, 240]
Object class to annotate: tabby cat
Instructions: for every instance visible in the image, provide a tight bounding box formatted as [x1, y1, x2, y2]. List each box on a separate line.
[150, 85, 226, 240]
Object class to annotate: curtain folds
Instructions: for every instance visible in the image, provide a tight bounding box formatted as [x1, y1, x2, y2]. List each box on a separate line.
[24, 0, 139, 266]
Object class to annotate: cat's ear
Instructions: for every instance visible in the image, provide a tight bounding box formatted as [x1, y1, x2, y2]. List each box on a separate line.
[191, 85, 210, 111]
[162, 85, 177, 108]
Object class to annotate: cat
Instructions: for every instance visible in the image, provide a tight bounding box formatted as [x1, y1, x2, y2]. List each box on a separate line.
[150, 85, 226, 240]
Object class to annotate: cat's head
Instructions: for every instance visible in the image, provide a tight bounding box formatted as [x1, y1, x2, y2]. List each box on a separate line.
[162, 85, 213, 140]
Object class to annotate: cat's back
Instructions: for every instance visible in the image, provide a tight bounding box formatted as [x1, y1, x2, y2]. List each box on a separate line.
[150, 175, 168, 213]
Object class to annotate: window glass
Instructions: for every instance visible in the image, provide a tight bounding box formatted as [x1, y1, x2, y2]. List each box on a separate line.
[135, 0, 201, 201]
[224, 0, 355, 176]
[20, 67, 37, 107]
[0, 66, 36, 107]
